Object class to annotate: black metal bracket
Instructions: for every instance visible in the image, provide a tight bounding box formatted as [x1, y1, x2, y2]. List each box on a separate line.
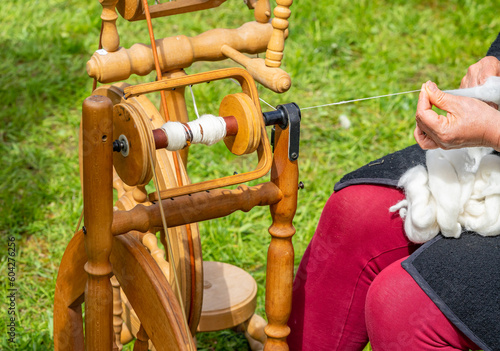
[263, 103, 301, 161]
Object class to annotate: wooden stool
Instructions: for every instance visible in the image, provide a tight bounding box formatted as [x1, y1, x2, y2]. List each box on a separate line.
[198, 261, 267, 351]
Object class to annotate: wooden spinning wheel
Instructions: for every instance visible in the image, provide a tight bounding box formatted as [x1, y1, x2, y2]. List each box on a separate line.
[54, 0, 298, 350]
[55, 84, 203, 350]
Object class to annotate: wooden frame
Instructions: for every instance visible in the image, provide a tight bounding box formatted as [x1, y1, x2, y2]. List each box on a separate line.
[124, 67, 273, 200]
[117, 0, 227, 21]
[54, 1, 296, 350]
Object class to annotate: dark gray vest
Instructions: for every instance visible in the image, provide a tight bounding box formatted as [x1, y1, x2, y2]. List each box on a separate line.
[335, 144, 500, 351]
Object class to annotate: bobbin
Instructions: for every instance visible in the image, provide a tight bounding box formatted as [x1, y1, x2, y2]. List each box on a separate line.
[113, 92, 261, 187]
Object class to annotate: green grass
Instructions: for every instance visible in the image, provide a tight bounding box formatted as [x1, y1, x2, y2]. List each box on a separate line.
[0, 0, 499, 349]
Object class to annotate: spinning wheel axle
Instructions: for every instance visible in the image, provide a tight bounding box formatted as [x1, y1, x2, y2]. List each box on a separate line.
[111, 102, 301, 155]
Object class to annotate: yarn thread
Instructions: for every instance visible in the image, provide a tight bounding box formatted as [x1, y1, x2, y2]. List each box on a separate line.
[189, 85, 201, 119]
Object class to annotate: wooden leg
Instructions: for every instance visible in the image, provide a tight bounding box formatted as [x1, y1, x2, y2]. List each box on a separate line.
[265, 125, 298, 351]
[82, 95, 114, 351]
[236, 314, 267, 351]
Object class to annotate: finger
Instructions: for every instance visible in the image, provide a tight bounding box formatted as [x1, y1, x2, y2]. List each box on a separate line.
[416, 82, 432, 115]
[415, 108, 441, 141]
[461, 68, 477, 89]
[416, 83, 441, 130]
[477, 63, 499, 85]
[460, 74, 479, 89]
[414, 124, 438, 150]
[460, 75, 469, 89]
[424, 81, 459, 113]
[460, 57, 500, 89]
[461, 61, 483, 88]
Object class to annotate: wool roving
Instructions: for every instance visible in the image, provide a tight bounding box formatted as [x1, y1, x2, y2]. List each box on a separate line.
[390, 147, 500, 243]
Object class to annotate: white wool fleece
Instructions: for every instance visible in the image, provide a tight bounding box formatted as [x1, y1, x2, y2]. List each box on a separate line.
[390, 147, 500, 243]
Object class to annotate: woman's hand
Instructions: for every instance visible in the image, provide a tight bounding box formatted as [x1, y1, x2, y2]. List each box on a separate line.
[414, 81, 500, 150]
[461, 56, 500, 109]
[460, 56, 500, 88]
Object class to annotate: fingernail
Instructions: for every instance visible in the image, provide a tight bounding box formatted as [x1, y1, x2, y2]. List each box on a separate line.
[426, 81, 438, 92]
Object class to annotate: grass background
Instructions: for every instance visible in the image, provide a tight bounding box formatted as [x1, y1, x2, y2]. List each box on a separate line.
[1, 0, 499, 349]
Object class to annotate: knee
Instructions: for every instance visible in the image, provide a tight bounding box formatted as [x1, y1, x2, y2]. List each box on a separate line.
[365, 258, 453, 350]
[365, 258, 417, 350]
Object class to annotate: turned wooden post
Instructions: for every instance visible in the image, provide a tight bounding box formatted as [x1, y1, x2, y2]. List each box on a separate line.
[111, 276, 123, 351]
[143, 233, 171, 280]
[99, 0, 120, 52]
[265, 0, 293, 68]
[82, 95, 114, 351]
[265, 125, 298, 350]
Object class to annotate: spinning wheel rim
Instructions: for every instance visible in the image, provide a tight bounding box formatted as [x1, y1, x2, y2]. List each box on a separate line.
[53, 231, 195, 350]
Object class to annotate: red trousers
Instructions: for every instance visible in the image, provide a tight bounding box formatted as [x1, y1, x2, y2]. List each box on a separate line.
[287, 185, 478, 351]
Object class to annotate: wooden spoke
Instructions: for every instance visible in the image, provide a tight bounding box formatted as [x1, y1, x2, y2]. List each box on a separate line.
[265, 0, 293, 68]
[99, 0, 120, 52]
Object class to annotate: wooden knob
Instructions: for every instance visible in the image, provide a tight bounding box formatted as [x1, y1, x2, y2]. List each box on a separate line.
[221, 45, 291, 93]
[253, 0, 271, 23]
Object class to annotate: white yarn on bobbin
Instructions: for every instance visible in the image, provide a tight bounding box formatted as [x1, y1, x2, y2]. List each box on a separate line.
[160, 114, 227, 151]
[161, 121, 188, 151]
[190, 114, 227, 146]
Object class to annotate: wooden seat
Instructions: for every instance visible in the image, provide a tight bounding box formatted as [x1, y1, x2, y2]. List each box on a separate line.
[198, 261, 256, 331]
[198, 261, 267, 350]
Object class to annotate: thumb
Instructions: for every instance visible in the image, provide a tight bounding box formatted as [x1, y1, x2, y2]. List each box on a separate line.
[424, 81, 458, 112]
